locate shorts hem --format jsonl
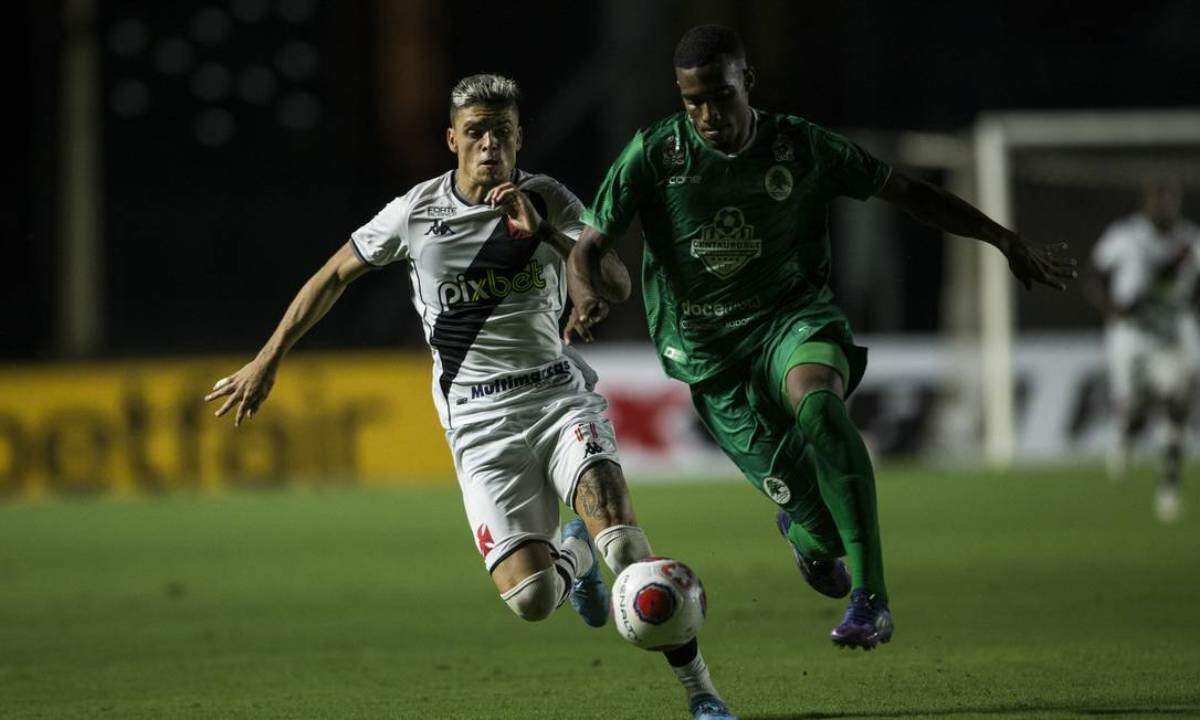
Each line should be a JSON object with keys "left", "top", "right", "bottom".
{"left": 483, "top": 532, "right": 555, "bottom": 573}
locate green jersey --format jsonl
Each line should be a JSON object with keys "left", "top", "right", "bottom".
{"left": 582, "top": 110, "right": 890, "bottom": 385}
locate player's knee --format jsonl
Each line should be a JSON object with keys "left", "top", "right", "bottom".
{"left": 500, "top": 567, "right": 562, "bottom": 622}
{"left": 594, "top": 524, "right": 652, "bottom": 576}
{"left": 796, "top": 390, "right": 850, "bottom": 464}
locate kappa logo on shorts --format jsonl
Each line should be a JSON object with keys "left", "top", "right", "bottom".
{"left": 575, "top": 422, "right": 606, "bottom": 457}
{"left": 763, "top": 477, "right": 792, "bottom": 505}
{"left": 475, "top": 524, "right": 495, "bottom": 556}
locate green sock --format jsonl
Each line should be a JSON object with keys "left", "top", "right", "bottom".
{"left": 781, "top": 450, "right": 846, "bottom": 561}
{"left": 795, "top": 389, "right": 888, "bottom": 603}
{"left": 785, "top": 504, "right": 846, "bottom": 562}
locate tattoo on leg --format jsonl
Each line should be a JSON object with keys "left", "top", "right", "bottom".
{"left": 574, "top": 463, "right": 632, "bottom": 523}
{"left": 576, "top": 474, "right": 604, "bottom": 518}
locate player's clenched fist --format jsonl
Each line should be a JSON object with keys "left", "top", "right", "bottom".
{"left": 563, "top": 294, "right": 609, "bottom": 345}
{"left": 486, "top": 182, "right": 542, "bottom": 238}
{"left": 204, "top": 358, "right": 278, "bottom": 427}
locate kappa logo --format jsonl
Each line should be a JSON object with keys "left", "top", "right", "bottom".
{"left": 575, "top": 422, "right": 606, "bottom": 457}
{"left": 691, "top": 207, "right": 762, "bottom": 279}
{"left": 425, "top": 219, "right": 454, "bottom": 236}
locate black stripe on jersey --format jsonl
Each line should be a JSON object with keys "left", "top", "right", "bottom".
{"left": 430, "top": 214, "right": 543, "bottom": 399}
{"left": 527, "top": 189, "right": 548, "bottom": 221}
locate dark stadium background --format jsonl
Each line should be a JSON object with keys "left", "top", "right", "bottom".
{"left": 10, "top": 0, "right": 1200, "bottom": 361}
{"left": 6, "top": 4, "right": 1200, "bottom": 719}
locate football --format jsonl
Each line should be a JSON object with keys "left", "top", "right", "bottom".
{"left": 611, "top": 557, "right": 707, "bottom": 650}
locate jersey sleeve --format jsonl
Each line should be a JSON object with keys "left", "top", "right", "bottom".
{"left": 810, "top": 125, "right": 891, "bottom": 201}
{"left": 350, "top": 194, "right": 412, "bottom": 267}
{"left": 523, "top": 176, "right": 587, "bottom": 242}
{"left": 581, "top": 130, "right": 653, "bottom": 237}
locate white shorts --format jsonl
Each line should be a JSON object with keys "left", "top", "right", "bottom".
{"left": 1106, "top": 315, "right": 1200, "bottom": 407}
{"left": 447, "top": 389, "right": 620, "bottom": 572}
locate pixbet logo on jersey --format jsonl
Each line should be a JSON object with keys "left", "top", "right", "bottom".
{"left": 437, "top": 260, "right": 547, "bottom": 310}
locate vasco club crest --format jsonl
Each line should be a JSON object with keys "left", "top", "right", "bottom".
{"left": 691, "top": 207, "right": 762, "bottom": 279}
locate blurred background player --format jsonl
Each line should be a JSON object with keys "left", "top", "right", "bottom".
{"left": 1088, "top": 177, "right": 1200, "bottom": 522}
{"left": 203, "top": 74, "right": 735, "bottom": 720}
{"left": 566, "top": 25, "right": 1076, "bottom": 651}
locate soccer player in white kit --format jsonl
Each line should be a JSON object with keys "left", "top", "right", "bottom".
{"left": 1090, "top": 178, "right": 1200, "bottom": 522}
{"left": 204, "top": 75, "right": 736, "bottom": 720}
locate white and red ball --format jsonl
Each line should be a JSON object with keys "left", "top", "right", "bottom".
{"left": 612, "top": 557, "right": 706, "bottom": 650}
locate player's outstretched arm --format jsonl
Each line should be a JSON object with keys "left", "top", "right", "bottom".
{"left": 204, "top": 241, "right": 372, "bottom": 426}
{"left": 564, "top": 226, "right": 626, "bottom": 344}
{"left": 876, "top": 170, "right": 1078, "bottom": 291}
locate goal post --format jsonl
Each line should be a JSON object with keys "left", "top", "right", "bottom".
{"left": 972, "top": 109, "right": 1200, "bottom": 466}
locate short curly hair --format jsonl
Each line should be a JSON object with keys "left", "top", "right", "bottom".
{"left": 673, "top": 25, "right": 746, "bottom": 69}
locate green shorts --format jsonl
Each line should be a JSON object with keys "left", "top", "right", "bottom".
{"left": 689, "top": 304, "right": 867, "bottom": 514}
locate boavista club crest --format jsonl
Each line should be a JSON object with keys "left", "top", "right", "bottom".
{"left": 690, "top": 207, "right": 762, "bottom": 279}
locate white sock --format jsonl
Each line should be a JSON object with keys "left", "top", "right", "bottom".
{"left": 671, "top": 650, "right": 719, "bottom": 700}
{"left": 558, "top": 536, "right": 594, "bottom": 579}
{"left": 594, "top": 524, "right": 652, "bottom": 575}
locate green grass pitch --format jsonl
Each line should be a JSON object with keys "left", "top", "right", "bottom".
{"left": 2, "top": 466, "right": 1198, "bottom": 719}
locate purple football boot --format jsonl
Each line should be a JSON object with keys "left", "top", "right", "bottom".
{"left": 831, "top": 588, "right": 893, "bottom": 650}
{"left": 775, "top": 511, "right": 851, "bottom": 599}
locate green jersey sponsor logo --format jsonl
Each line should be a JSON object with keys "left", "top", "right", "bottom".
{"left": 690, "top": 207, "right": 762, "bottom": 279}
{"left": 679, "top": 295, "right": 763, "bottom": 330}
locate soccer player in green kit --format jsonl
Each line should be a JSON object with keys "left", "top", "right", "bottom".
{"left": 565, "top": 25, "right": 1077, "bottom": 650}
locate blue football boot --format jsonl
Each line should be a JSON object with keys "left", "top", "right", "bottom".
{"left": 831, "top": 588, "right": 894, "bottom": 650}
{"left": 689, "top": 693, "right": 738, "bottom": 720}
{"left": 776, "top": 511, "right": 851, "bottom": 599}
{"left": 560, "top": 517, "right": 609, "bottom": 627}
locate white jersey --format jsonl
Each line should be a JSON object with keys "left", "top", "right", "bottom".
{"left": 1093, "top": 213, "right": 1200, "bottom": 339}
{"left": 351, "top": 169, "right": 591, "bottom": 429}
